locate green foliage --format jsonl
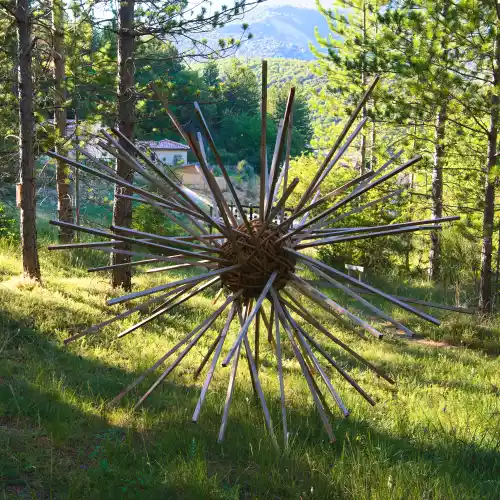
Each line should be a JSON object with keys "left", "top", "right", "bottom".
{"left": 132, "top": 203, "right": 186, "bottom": 238}
{"left": 0, "top": 204, "right": 16, "bottom": 241}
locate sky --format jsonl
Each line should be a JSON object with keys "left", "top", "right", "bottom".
{"left": 196, "top": 0, "right": 315, "bottom": 10}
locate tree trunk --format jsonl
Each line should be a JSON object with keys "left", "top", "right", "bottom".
{"left": 359, "top": 0, "right": 367, "bottom": 175}
{"left": 111, "top": 0, "right": 135, "bottom": 291}
{"left": 370, "top": 116, "right": 376, "bottom": 169}
{"left": 479, "top": 30, "right": 500, "bottom": 314}
{"left": 16, "top": 0, "right": 40, "bottom": 282}
{"left": 428, "top": 102, "right": 447, "bottom": 281}
{"left": 53, "top": 0, "right": 73, "bottom": 242}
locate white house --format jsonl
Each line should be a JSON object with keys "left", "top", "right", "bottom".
{"left": 140, "top": 138, "right": 190, "bottom": 166}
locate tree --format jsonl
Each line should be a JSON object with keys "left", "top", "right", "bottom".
{"left": 14, "top": 0, "right": 41, "bottom": 281}
{"left": 109, "top": 0, "right": 136, "bottom": 290}
{"left": 378, "top": 1, "right": 458, "bottom": 281}
{"left": 314, "top": 0, "right": 383, "bottom": 173}
{"left": 221, "top": 58, "right": 260, "bottom": 115}
{"left": 269, "top": 83, "right": 312, "bottom": 156}
{"left": 52, "top": 0, "right": 74, "bottom": 242}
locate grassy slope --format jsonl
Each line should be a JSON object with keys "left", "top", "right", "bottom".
{"left": 1, "top": 244, "right": 499, "bottom": 499}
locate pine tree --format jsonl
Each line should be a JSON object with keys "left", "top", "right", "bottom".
{"left": 313, "top": 0, "right": 383, "bottom": 173}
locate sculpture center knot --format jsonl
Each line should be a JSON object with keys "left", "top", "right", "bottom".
{"left": 220, "top": 220, "right": 296, "bottom": 298}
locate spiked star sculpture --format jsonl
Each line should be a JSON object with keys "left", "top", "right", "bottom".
{"left": 47, "top": 65, "right": 460, "bottom": 449}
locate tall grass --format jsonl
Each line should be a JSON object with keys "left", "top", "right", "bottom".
{"left": 1, "top": 243, "right": 499, "bottom": 498}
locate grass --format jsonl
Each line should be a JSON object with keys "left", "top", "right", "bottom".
{"left": 1, "top": 242, "right": 499, "bottom": 499}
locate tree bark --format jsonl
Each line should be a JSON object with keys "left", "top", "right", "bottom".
{"left": 111, "top": 0, "right": 135, "bottom": 291}
{"left": 359, "top": 0, "right": 367, "bottom": 175}
{"left": 16, "top": 0, "right": 40, "bottom": 281}
{"left": 479, "top": 30, "right": 500, "bottom": 314}
{"left": 53, "top": 0, "right": 73, "bottom": 242}
{"left": 428, "top": 102, "right": 447, "bottom": 281}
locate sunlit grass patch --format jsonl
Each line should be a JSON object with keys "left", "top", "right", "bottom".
{"left": 1, "top": 245, "right": 499, "bottom": 499}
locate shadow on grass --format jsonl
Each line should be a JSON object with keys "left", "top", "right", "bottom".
{"left": 1, "top": 306, "right": 499, "bottom": 499}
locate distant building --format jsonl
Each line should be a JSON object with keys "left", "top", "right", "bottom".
{"left": 140, "top": 138, "right": 190, "bottom": 166}
{"left": 173, "top": 163, "right": 228, "bottom": 192}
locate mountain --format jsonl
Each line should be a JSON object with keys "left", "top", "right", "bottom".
{"left": 216, "top": 6, "right": 330, "bottom": 60}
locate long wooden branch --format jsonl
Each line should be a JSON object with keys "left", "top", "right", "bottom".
{"left": 106, "top": 265, "right": 240, "bottom": 306}
{"left": 288, "top": 249, "right": 440, "bottom": 326}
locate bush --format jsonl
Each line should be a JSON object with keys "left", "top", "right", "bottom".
{"left": 0, "top": 203, "right": 16, "bottom": 241}
{"left": 132, "top": 203, "right": 187, "bottom": 237}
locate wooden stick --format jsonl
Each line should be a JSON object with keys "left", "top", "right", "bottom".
{"left": 222, "top": 271, "right": 278, "bottom": 366}
{"left": 314, "top": 117, "right": 370, "bottom": 190}
{"left": 100, "top": 135, "right": 224, "bottom": 241}
{"left": 290, "top": 274, "right": 383, "bottom": 339}
{"left": 134, "top": 292, "right": 242, "bottom": 410}
{"left": 88, "top": 258, "right": 161, "bottom": 272}
{"left": 260, "top": 59, "right": 268, "bottom": 222}
{"left": 194, "top": 102, "right": 256, "bottom": 235}
{"left": 255, "top": 306, "right": 261, "bottom": 371}
{"left": 296, "top": 224, "right": 442, "bottom": 249}
{"left": 301, "top": 216, "right": 460, "bottom": 240}
{"left": 88, "top": 251, "right": 207, "bottom": 272}
{"left": 109, "top": 127, "right": 215, "bottom": 240}
{"left": 146, "top": 261, "right": 215, "bottom": 273}
{"left": 192, "top": 302, "right": 238, "bottom": 420}
{"left": 320, "top": 189, "right": 404, "bottom": 228}
{"left": 107, "top": 264, "right": 240, "bottom": 306}
{"left": 283, "top": 155, "right": 422, "bottom": 241}
{"left": 148, "top": 89, "right": 233, "bottom": 237}
{"left": 266, "top": 303, "right": 276, "bottom": 349}
{"left": 288, "top": 250, "right": 440, "bottom": 326}
{"left": 273, "top": 171, "right": 374, "bottom": 238}
{"left": 49, "top": 220, "right": 230, "bottom": 265}
{"left": 197, "top": 130, "right": 219, "bottom": 218}
{"left": 344, "top": 289, "right": 476, "bottom": 314}
{"left": 64, "top": 283, "right": 194, "bottom": 344}
{"left": 298, "top": 189, "right": 321, "bottom": 227}
{"left": 109, "top": 292, "right": 240, "bottom": 407}
{"left": 116, "top": 277, "right": 223, "bottom": 338}
{"left": 352, "top": 150, "right": 403, "bottom": 194}
{"left": 282, "top": 308, "right": 376, "bottom": 406}
{"left": 218, "top": 337, "right": 242, "bottom": 443}
{"left": 281, "top": 107, "right": 293, "bottom": 221}
{"left": 243, "top": 333, "right": 279, "bottom": 450}
{"left": 304, "top": 262, "right": 415, "bottom": 337}
{"left": 293, "top": 75, "right": 380, "bottom": 215}
{"left": 267, "top": 118, "right": 284, "bottom": 202}
{"left": 263, "top": 177, "right": 299, "bottom": 231}
{"left": 281, "top": 291, "right": 395, "bottom": 384}
{"left": 45, "top": 151, "right": 186, "bottom": 214}
{"left": 116, "top": 193, "right": 212, "bottom": 222}
{"left": 283, "top": 306, "right": 349, "bottom": 417}
{"left": 238, "top": 299, "right": 258, "bottom": 400}
{"left": 269, "top": 289, "right": 288, "bottom": 447}
{"left": 111, "top": 225, "right": 225, "bottom": 254}
{"left": 186, "top": 132, "right": 237, "bottom": 227}
{"left": 266, "top": 87, "right": 295, "bottom": 218}
{"left": 274, "top": 297, "right": 335, "bottom": 443}
{"left": 48, "top": 240, "right": 121, "bottom": 250}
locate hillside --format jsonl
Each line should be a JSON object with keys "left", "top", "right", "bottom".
{"left": 216, "top": 57, "right": 325, "bottom": 90}
{"left": 208, "top": 6, "right": 331, "bottom": 60}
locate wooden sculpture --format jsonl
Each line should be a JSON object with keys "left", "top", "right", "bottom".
{"left": 47, "top": 64, "right": 460, "bottom": 448}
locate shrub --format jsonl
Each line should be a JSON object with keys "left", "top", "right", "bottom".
{"left": 0, "top": 203, "right": 16, "bottom": 241}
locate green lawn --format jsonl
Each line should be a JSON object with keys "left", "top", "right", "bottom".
{"left": 1, "top": 243, "right": 499, "bottom": 499}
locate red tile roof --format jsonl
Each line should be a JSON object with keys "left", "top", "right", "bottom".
{"left": 140, "top": 139, "right": 190, "bottom": 151}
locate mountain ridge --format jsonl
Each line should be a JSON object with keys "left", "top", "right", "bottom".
{"left": 214, "top": 5, "right": 330, "bottom": 60}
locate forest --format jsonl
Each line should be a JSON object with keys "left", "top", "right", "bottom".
{"left": 0, "top": 1, "right": 499, "bottom": 499}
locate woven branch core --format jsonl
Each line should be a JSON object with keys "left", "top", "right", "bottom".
{"left": 220, "top": 221, "right": 296, "bottom": 298}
